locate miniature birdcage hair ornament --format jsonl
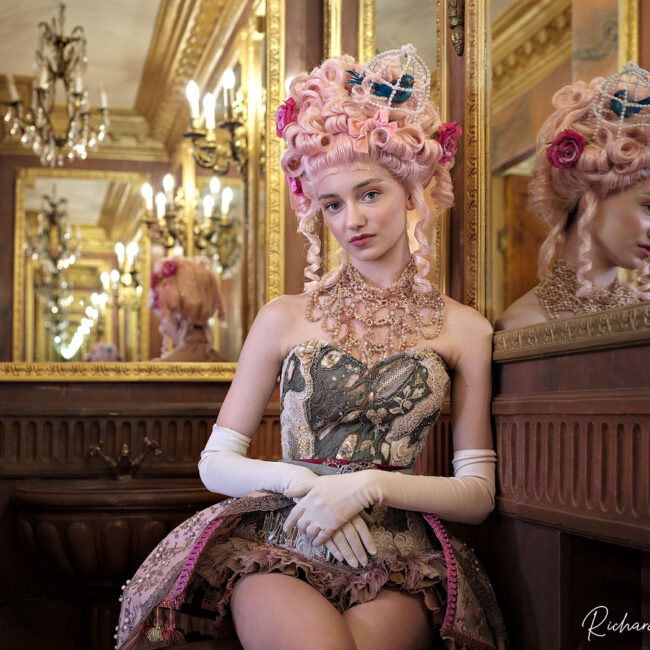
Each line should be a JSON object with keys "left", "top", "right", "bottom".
{"left": 591, "top": 62, "right": 650, "bottom": 143}
{"left": 347, "top": 43, "right": 431, "bottom": 122}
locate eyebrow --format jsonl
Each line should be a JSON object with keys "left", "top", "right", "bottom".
{"left": 318, "top": 177, "right": 385, "bottom": 200}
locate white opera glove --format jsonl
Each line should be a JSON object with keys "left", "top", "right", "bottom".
{"left": 323, "top": 514, "right": 377, "bottom": 568}
{"left": 198, "top": 424, "right": 318, "bottom": 497}
{"left": 284, "top": 448, "right": 497, "bottom": 547}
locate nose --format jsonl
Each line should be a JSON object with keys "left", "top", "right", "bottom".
{"left": 345, "top": 202, "right": 366, "bottom": 230}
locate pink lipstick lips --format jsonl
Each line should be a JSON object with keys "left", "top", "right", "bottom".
{"left": 350, "top": 234, "right": 375, "bottom": 247}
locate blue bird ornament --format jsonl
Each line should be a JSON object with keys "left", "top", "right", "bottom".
{"left": 610, "top": 89, "right": 650, "bottom": 118}
{"left": 346, "top": 71, "right": 415, "bottom": 104}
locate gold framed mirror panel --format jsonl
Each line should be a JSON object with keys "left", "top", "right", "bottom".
{"left": 13, "top": 167, "right": 151, "bottom": 364}
{"left": 487, "top": 0, "right": 646, "bottom": 360}
{"left": 1, "top": 0, "right": 284, "bottom": 381}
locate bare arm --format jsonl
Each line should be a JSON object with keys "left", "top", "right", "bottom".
{"left": 216, "top": 297, "right": 292, "bottom": 436}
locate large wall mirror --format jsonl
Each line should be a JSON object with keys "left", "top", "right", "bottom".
{"left": 489, "top": 0, "right": 645, "bottom": 332}
{"left": 14, "top": 168, "right": 150, "bottom": 363}
{"left": 2, "top": 0, "right": 278, "bottom": 379}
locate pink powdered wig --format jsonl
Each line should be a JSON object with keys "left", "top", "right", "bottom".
{"left": 149, "top": 256, "right": 225, "bottom": 345}
{"left": 279, "top": 54, "right": 455, "bottom": 293}
{"left": 530, "top": 73, "right": 650, "bottom": 298}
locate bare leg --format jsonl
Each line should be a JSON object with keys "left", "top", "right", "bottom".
{"left": 230, "top": 573, "right": 357, "bottom": 650}
{"left": 344, "top": 589, "right": 436, "bottom": 650}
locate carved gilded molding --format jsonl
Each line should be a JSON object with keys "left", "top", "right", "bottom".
{"left": 358, "top": 0, "right": 375, "bottom": 63}
{"left": 493, "top": 302, "right": 650, "bottom": 362}
{"left": 0, "top": 362, "right": 238, "bottom": 382}
{"left": 492, "top": 0, "right": 571, "bottom": 113}
{"left": 463, "top": 0, "right": 490, "bottom": 312}
{"left": 324, "top": 0, "right": 343, "bottom": 59}
{"left": 265, "top": 0, "right": 286, "bottom": 301}
{"left": 618, "top": 0, "right": 639, "bottom": 67}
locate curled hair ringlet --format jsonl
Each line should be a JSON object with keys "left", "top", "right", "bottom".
{"left": 279, "top": 52, "right": 455, "bottom": 293}
{"left": 529, "top": 69, "right": 650, "bottom": 298}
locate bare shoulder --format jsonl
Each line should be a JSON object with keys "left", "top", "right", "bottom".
{"left": 494, "top": 288, "right": 547, "bottom": 331}
{"left": 443, "top": 295, "right": 493, "bottom": 341}
{"left": 246, "top": 293, "right": 310, "bottom": 357}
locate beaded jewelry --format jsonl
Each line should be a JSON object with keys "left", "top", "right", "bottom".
{"left": 535, "top": 259, "right": 640, "bottom": 320}
{"left": 590, "top": 62, "right": 650, "bottom": 141}
{"left": 347, "top": 43, "right": 431, "bottom": 123}
{"left": 306, "top": 258, "right": 444, "bottom": 366}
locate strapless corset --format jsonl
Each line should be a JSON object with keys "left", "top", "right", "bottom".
{"left": 280, "top": 339, "right": 449, "bottom": 468}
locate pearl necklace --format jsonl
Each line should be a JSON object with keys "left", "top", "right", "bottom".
{"left": 535, "top": 259, "right": 640, "bottom": 320}
{"left": 306, "top": 258, "right": 444, "bottom": 366}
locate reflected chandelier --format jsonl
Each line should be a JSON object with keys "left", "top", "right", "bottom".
{"left": 3, "top": 4, "right": 109, "bottom": 166}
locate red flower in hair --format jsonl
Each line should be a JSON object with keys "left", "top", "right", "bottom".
{"left": 150, "top": 271, "right": 159, "bottom": 289}
{"left": 433, "top": 122, "right": 462, "bottom": 163}
{"left": 275, "top": 97, "right": 298, "bottom": 138}
{"left": 288, "top": 176, "right": 303, "bottom": 196}
{"left": 161, "top": 259, "right": 178, "bottom": 278}
{"left": 546, "top": 129, "right": 585, "bottom": 169}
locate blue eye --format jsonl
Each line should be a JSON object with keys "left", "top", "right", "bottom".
{"left": 364, "top": 190, "right": 379, "bottom": 201}
{"left": 324, "top": 202, "right": 341, "bottom": 213}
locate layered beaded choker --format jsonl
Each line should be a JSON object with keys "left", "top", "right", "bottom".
{"left": 535, "top": 259, "right": 640, "bottom": 320}
{"left": 306, "top": 258, "right": 444, "bottom": 366}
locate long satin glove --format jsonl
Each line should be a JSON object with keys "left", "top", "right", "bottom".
{"left": 284, "top": 449, "right": 497, "bottom": 547}
{"left": 323, "top": 514, "right": 377, "bottom": 568}
{"left": 198, "top": 425, "right": 318, "bottom": 497}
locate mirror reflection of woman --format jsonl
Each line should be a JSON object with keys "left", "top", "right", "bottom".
{"left": 149, "top": 256, "right": 225, "bottom": 362}
{"left": 496, "top": 63, "right": 650, "bottom": 331}
{"left": 117, "top": 46, "right": 507, "bottom": 650}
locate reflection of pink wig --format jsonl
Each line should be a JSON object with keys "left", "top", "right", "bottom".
{"left": 530, "top": 76, "right": 650, "bottom": 297}
{"left": 280, "top": 54, "right": 454, "bottom": 293}
{"left": 150, "top": 256, "right": 224, "bottom": 328}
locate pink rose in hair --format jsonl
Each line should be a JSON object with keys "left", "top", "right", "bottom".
{"left": 546, "top": 129, "right": 585, "bottom": 169}
{"left": 275, "top": 97, "right": 298, "bottom": 138}
{"left": 434, "top": 122, "right": 462, "bottom": 163}
{"left": 161, "top": 259, "right": 178, "bottom": 278}
{"left": 150, "top": 272, "right": 159, "bottom": 289}
{"left": 288, "top": 176, "right": 303, "bottom": 196}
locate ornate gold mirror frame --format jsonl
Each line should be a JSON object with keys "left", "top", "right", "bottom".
{"left": 2, "top": 0, "right": 284, "bottom": 382}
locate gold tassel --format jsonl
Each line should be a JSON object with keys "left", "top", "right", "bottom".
{"left": 146, "top": 607, "right": 163, "bottom": 643}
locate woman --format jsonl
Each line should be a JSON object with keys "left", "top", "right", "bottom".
{"left": 117, "top": 45, "right": 506, "bottom": 650}
{"left": 496, "top": 62, "right": 650, "bottom": 330}
{"left": 149, "top": 255, "right": 225, "bottom": 362}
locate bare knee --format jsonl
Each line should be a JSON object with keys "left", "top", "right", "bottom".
{"left": 231, "top": 574, "right": 357, "bottom": 650}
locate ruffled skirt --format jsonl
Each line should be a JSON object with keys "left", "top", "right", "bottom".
{"left": 117, "top": 492, "right": 507, "bottom": 650}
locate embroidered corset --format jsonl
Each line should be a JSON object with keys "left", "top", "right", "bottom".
{"left": 280, "top": 339, "right": 449, "bottom": 468}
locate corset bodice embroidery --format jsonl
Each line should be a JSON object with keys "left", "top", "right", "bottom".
{"left": 280, "top": 339, "right": 449, "bottom": 467}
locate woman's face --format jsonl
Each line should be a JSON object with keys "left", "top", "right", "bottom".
{"left": 591, "top": 177, "right": 650, "bottom": 270}
{"left": 315, "top": 161, "right": 414, "bottom": 264}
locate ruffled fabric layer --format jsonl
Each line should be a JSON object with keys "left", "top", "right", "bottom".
{"left": 131, "top": 507, "right": 449, "bottom": 647}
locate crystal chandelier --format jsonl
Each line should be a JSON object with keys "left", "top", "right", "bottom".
{"left": 183, "top": 69, "right": 248, "bottom": 175}
{"left": 3, "top": 4, "right": 109, "bottom": 166}
{"left": 25, "top": 188, "right": 81, "bottom": 277}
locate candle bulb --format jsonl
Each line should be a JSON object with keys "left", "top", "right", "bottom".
{"left": 6, "top": 75, "right": 19, "bottom": 102}
{"left": 99, "top": 84, "right": 107, "bottom": 109}
{"left": 141, "top": 183, "right": 153, "bottom": 212}
{"left": 186, "top": 80, "right": 200, "bottom": 121}
{"left": 155, "top": 192, "right": 166, "bottom": 220}
{"left": 38, "top": 63, "right": 49, "bottom": 89}
{"left": 203, "top": 194, "right": 215, "bottom": 219}
{"left": 221, "top": 186, "right": 233, "bottom": 223}
{"left": 74, "top": 70, "right": 83, "bottom": 94}
{"left": 162, "top": 174, "right": 174, "bottom": 203}
{"left": 203, "top": 93, "right": 216, "bottom": 131}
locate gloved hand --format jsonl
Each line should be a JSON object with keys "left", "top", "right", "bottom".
{"left": 284, "top": 449, "right": 497, "bottom": 547}
{"left": 198, "top": 425, "right": 318, "bottom": 497}
{"left": 323, "top": 514, "right": 377, "bottom": 568}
